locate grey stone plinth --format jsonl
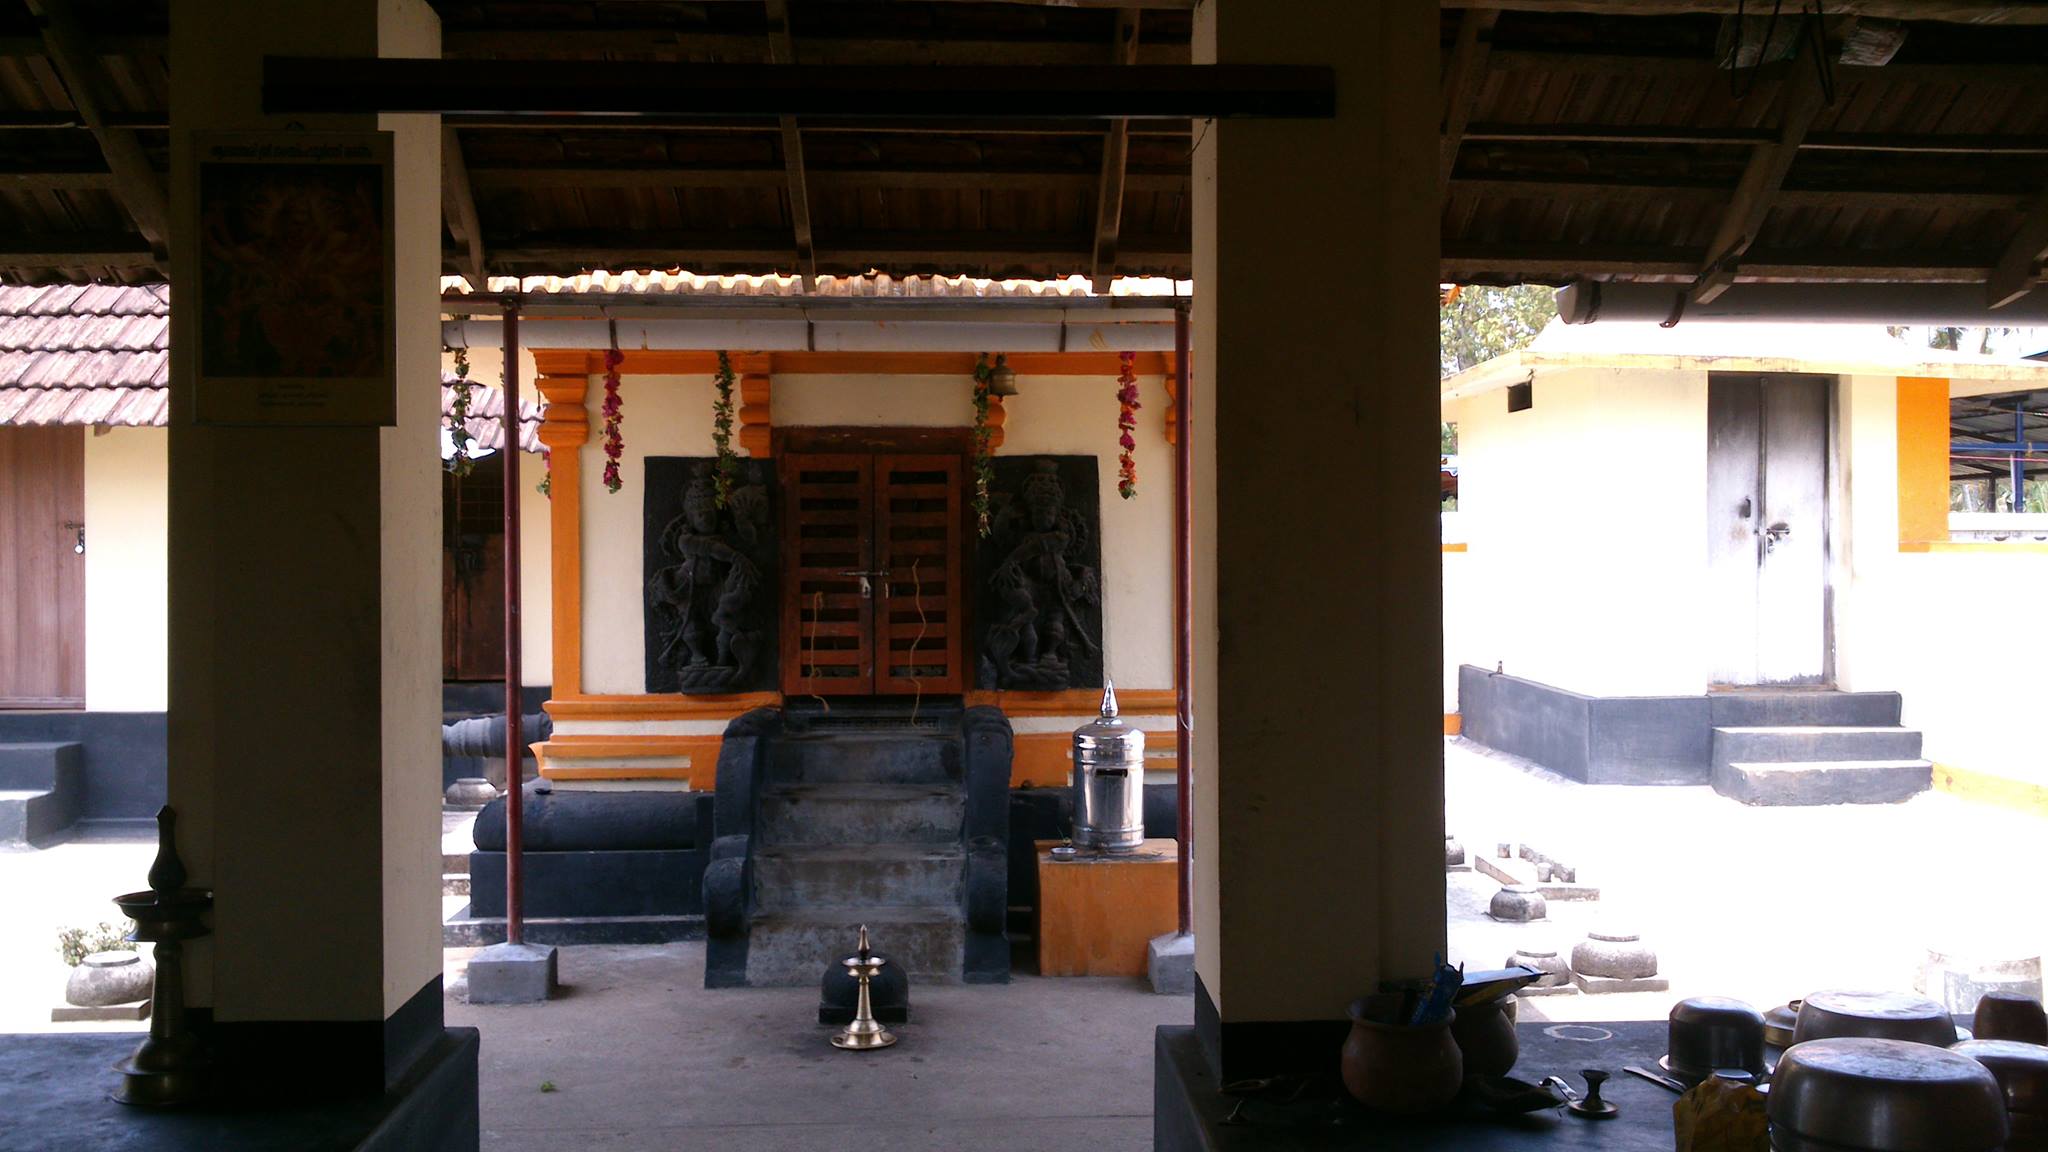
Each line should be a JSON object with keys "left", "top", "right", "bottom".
{"left": 1445, "top": 835, "right": 1466, "bottom": 869}
{"left": 444, "top": 777, "right": 498, "bottom": 809}
{"left": 1573, "top": 973, "right": 1671, "bottom": 994}
{"left": 466, "top": 942, "right": 559, "bottom": 1003}
{"left": 64, "top": 950, "right": 152, "bottom": 1007}
{"left": 51, "top": 1001, "right": 149, "bottom": 1022}
{"left": 1489, "top": 885, "right": 1547, "bottom": 923}
{"left": 1572, "top": 931, "right": 1658, "bottom": 980}
{"left": 1148, "top": 932, "right": 1195, "bottom": 995}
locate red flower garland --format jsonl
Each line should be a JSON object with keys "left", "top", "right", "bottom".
{"left": 600, "top": 347, "right": 624, "bottom": 493}
{"left": 1115, "top": 351, "right": 1140, "bottom": 499}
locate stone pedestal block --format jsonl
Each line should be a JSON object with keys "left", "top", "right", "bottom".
{"left": 466, "top": 942, "right": 558, "bottom": 1004}
{"left": 1490, "top": 885, "right": 1546, "bottom": 923}
{"left": 1148, "top": 932, "right": 1196, "bottom": 996}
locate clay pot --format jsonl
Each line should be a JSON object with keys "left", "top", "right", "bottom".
{"left": 65, "top": 950, "right": 152, "bottom": 1007}
{"left": 1341, "top": 1000, "right": 1464, "bottom": 1114}
{"left": 1451, "top": 997, "right": 1519, "bottom": 1077}
{"left": 1974, "top": 992, "right": 2048, "bottom": 1046}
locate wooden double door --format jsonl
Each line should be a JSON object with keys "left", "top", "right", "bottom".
{"left": 780, "top": 450, "right": 968, "bottom": 696}
{"left": 1, "top": 426, "right": 85, "bottom": 708}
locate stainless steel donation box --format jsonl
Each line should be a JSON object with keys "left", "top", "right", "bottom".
{"left": 1071, "top": 682, "right": 1146, "bottom": 852}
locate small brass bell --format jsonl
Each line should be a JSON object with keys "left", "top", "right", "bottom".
{"left": 987, "top": 355, "right": 1019, "bottom": 397}
{"left": 831, "top": 925, "right": 897, "bottom": 1051}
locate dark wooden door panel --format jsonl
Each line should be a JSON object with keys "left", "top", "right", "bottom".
{"left": 874, "top": 454, "right": 965, "bottom": 694}
{"left": 0, "top": 426, "right": 85, "bottom": 707}
{"left": 781, "top": 453, "right": 875, "bottom": 696}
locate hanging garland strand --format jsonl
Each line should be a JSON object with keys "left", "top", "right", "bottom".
{"left": 712, "top": 351, "right": 738, "bottom": 508}
{"left": 970, "top": 353, "right": 995, "bottom": 537}
{"left": 445, "top": 346, "right": 475, "bottom": 478}
{"left": 599, "top": 343, "right": 625, "bottom": 494}
{"left": 1115, "top": 350, "right": 1140, "bottom": 499}
{"left": 537, "top": 446, "right": 552, "bottom": 499}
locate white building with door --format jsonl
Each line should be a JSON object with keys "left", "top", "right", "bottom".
{"left": 1441, "top": 320, "right": 2048, "bottom": 801}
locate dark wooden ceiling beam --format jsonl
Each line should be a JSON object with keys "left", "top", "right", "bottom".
{"left": 1486, "top": 49, "right": 2045, "bottom": 88}
{"left": 1442, "top": 242, "right": 2007, "bottom": 283}
{"left": 0, "top": 232, "right": 154, "bottom": 268}
{"left": 0, "top": 33, "right": 164, "bottom": 57}
{"left": 440, "top": 125, "right": 487, "bottom": 291}
{"left": 1444, "top": 1, "right": 2048, "bottom": 23}
{"left": 1091, "top": 8, "right": 1141, "bottom": 293}
{"left": 486, "top": 229, "right": 1190, "bottom": 270}
{"left": 0, "top": 169, "right": 117, "bottom": 191}
{"left": 1449, "top": 175, "right": 2032, "bottom": 213}
{"left": 263, "top": 59, "right": 1336, "bottom": 120}
{"left": 1689, "top": 39, "right": 1831, "bottom": 304}
{"left": 1987, "top": 191, "right": 2048, "bottom": 308}
{"left": 1440, "top": 8, "right": 1499, "bottom": 200}
{"left": 442, "top": 30, "right": 1189, "bottom": 66}
{"left": 26, "top": 0, "right": 168, "bottom": 271}
{"left": 763, "top": 0, "right": 816, "bottom": 283}
{"left": 1466, "top": 123, "right": 2048, "bottom": 155}
{"left": 466, "top": 166, "right": 1188, "bottom": 194}
{"left": 445, "top": 114, "right": 1193, "bottom": 136}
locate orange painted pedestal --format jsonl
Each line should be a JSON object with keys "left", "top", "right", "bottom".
{"left": 1034, "top": 838, "right": 1178, "bottom": 977}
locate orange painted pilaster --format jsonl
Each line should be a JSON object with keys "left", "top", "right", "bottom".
{"left": 737, "top": 369, "right": 772, "bottom": 456}
{"left": 536, "top": 373, "right": 588, "bottom": 695}
{"left": 1897, "top": 376, "right": 1950, "bottom": 549}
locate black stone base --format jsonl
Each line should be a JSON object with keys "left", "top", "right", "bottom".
{"left": 442, "top": 906, "right": 703, "bottom": 947}
{"left": 1157, "top": 1017, "right": 1680, "bottom": 1150}
{"left": 468, "top": 848, "right": 707, "bottom": 919}
{"left": 0, "top": 1027, "right": 478, "bottom": 1152}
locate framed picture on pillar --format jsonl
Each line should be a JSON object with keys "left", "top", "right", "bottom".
{"left": 190, "top": 131, "right": 397, "bottom": 426}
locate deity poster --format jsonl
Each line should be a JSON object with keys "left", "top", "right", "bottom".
{"left": 190, "top": 132, "right": 396, "bottom": 426}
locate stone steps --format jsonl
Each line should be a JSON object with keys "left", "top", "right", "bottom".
{"left": 744, "top": 905, "right": 966, "bottom": 986}
{"left": 754, "top": 844, "right": 965, "bottom": 910}
{"left": 767, "top": 733, "right": 959, "bottom": 785}
{"left": 1708, "top": 691, "right": 1902, "bottom": 729}
{"left": 758, "top": 782, "right": 965, "bottom": 847}
{"left": 1711, "top": 725, "right": 1924, "bottom": 770}
{"left": 0, "top": 743, "right": 82, "bottom": 847}
{"left": 1714, "top": 759, "right": 1934, "bottom": 806}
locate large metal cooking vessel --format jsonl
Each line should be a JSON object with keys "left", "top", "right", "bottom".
{"left": 1792, "top": 990, "right": 1958, "bottom": 1048}
{"left": 1769, "top": 1038, "right": 2007, "bottom": 1152}
{"left": 1952, "top": 1039, "right": 2048, "bottom": 1140}
{"left": 1664, "top": 996, "right": 1767, "bottom": 1082}
{"left": 1071, "top": 682, "right": 1145, "bottom": 852}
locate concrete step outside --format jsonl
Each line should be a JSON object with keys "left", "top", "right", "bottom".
{"left": 1708, "top": 692, "right": 1903, "bottom": 729}
{"left": 1713, "top": 759, "right": 1933, "bottom": 806}
{"left": 758, "top": 782, "right": 965, "bottom": 847}
{"left": 0, "top": 742, "right": 81, "bottom": 791}
{"left": 753, "top": 844, "right": 965, "bottom": 910}
{"left": 744, "top": 904, "right": 966, "bottom": 986}
{"left": 1711, "top": 726, "right": 1924, "bottom": 770}
{"left": 767, "top": 733, "right": 960, "bottom": 785}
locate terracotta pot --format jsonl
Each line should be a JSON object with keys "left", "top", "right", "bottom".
{"left": 1341, "top": 1000, "right": 1464, "bottom": 1114}
{"left": 1450, "top": 997, "right": 1519, "bottom": 1077}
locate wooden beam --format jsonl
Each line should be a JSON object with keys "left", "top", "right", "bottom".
{"left": 0, "top": 33, "right": 165, "bottom": 57}
{"left": 445, "top": 113, "right": 1193, "bottom": 137}
{"left": 440, "top": 125, "right": 487, "bottom": 291}
{"left": 1441, "top": 242, "right": 2004, "bottom": 284}
{"left": 1987, "top": 192, "right": 2048, "bottom": 308}
{"left": 466, "top": 165, "right": 1188, "bottom": 194}
{"left": 1486, "top": 49, "right": 2045, "bottom": 89}
{"left": 1444, "top": 1, "right": 2048, "bottom": 23}
{"left": 1465, "top": 122, "right": 2048, "bottom": 155}
{"left": 486, "top": 229, "right": 1190, "bottom": 271}
{"left": 763, "top": 1, "right": 815, "bottom": 282}
{"left": 1439, "top": 8, "right": 1499, "bottom": 197}
{"left": 1091, "top": 9, "right": 1142, "bottom": 293}
{"left": 1449, "top": 174, "right": 2032, "bottom": 213}
{"left": 0, "top": 169, "right": 117, "bottom": 192}
{"left": 442, "top": 29, "right": 1190, "bottom": 66}
{"left": 263, "top": 59, "right": 1337, "bottom": 120}
{"left": 1689, "top": 37, "right": 1831, "bottom": 304}
{"left": 0, "top": 232, "right": 155, "bottom": 268}
{"left": 25, "top": 0, "right": 168, "bottom": 268}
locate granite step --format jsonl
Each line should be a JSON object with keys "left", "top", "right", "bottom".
{"left": 1708, "top": 691, "right": 1902, "bottom": 729}
{"left": 0, "top": 743, "right": 83, "bottom": 847}
{"left": 758, "top": 782, "right": 965, "bottom": 847}
{"left": 0, "top": 742, "right": 80, "bottom": 792}
{"left": 743, "top": 905, "right": 966, "bottom": 986}
{"left": 1710, "top": 726, "right": 1924, "bottom": 770}
{"left": 753, "top": 844, "right": 965, "bottom": 910}
{"left": 1713, "top": 759, "right": 1933, "bottom": 806}
{"left": 767, "top": 732, "right": 959, "bottom": 785}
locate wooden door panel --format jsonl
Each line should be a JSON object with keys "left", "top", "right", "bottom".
{"left": 874, "top": 454, "right": 965, "bottom": 694}
{"left": 781, "top": 453, "right": 875, "bottom": 696}
{"left": 0, "top": 426, "right": 85, "bottom": 707}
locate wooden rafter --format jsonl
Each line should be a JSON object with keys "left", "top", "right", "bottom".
{"left": 1689, "top": 40, "right": 1832, "bottom": 304}
{"left": 25, "top": 0, "right": 167, "bottom": 271}
{"left": 442, "top": 30, "right": 1189, "bottom": 66}
{"left": 1485, "top": 50, "right": 2044, "bottom": 89}
{"left": 764, "top": 1, "right": 815, "bottom": 282}
{"left": 483, "top": 229, "right": 1190, "bottom": 271}
{"left": 1987, "top": 192, "right": 2048, "bottom": 308}
{"left": 440, "top": 125, "right": 487, "bottom": 291}
{"left": 1449, "top": 175, "right": 2032, "bottom": 213}
{"left": 1439, "top": 8, "right": 1499, "bottom": 197}
{"left": 466, "top": 166, "right": 1188, "bottom": 195}
{"left": 0, "top": 232, "right": 153, "bottom": 267}
{"left": 1442, "top": 1, "right": 2048, "bottom": 22}
{"left": 1466, "top": 123, "right": 2048, "bottom": 156}
{"left": 1091, "top": 9, "right": 1141, "bottom": 293}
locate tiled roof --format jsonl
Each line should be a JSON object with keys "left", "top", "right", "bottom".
{"left": 442, "top": 270, "right": 1191, "bottom": 301}
{"left": 0, "top": 283, "right": 539, "bottom": 451}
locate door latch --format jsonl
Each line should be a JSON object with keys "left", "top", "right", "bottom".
{"left": 1762, "top": 522, "right": 1791, "bottom": 553}
{"left": 839, "top": 569, "right": 890, "bottom": 599}
{"left": 1737, "top": 497, "right": 1752, "bottom": 520}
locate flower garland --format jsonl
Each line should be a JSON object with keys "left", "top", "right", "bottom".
{"left": 537, "top": 447, "right": 552, "bottom": 499}
{"left": 712, "top": 351, "right": 738, "bottom": 508}
{"left": 1115, "top": 350, "right": 1140, "bottom": 499}
{"left": 444, "top": 346, "right": 475, "bottom": 478}
{"left": 599, "top": 346, "right": 625, "bottom": 493}
{"left": 970, "top": 353, "right": 995, "bottom": 537}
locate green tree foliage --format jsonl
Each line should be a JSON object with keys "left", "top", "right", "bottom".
{"left": 1440, "top": 285, "right": 1558, "bottom": 378}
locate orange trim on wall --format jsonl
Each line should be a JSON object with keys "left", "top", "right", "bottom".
{"left": 535, "top": 374, "right": 590, "bottom": 695}
{"left": 965, "top": 687, "right": 1176, "bottom": 715}
{"left": 1011, "top": 728, "right": 1178, "bottom": 788}
{"left": 1896, "top": 376, "right": 1950, "bottom": 549}
{"left": 1444, "top": 713, "right": 1462, "bottom": 735}
{"left": 530, "top": 349, "right": 1172, "bottom": 379}
{"left": 1441, "top": 542, "right": 1468, "bottom": 553}
{"left": 533, "top": 734, "right": 720, "bottom": 784}
{"left": 544, "top": 692, "right": 783, "bottom": 721}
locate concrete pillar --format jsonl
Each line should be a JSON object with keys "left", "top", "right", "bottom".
{"left": 1190, "top": 0, "right": 1444, "bottom": 1082}
{"left": 167, "top": 0, "right": 446, "bottom": 1096}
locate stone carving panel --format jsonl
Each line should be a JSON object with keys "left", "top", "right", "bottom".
{"left": 643, "top": 457, "right": 778, "bottom": 693}
{"left": 974, "top": 455, "right": 1104, "bottom": 690}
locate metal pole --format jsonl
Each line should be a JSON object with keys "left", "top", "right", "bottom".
{"left": 1173, "top": 301, "right": 1193, "bottom": 937}
{"left": 2014, "top": 404, "right": 2028, "bottom": 513}
{"left": 501, "top": 296, "right": 525, "bottom": 946}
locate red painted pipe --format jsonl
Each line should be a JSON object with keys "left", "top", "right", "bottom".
{"left": 1173, "top": 302, "right": 1192, "bottom": 937}
{"left": 501, "top": 297, "right": 525, "bottom": 946}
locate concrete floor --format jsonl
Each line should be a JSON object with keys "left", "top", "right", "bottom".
{"left": 5, "top": 736, "right": 2046, "bottom": 1149}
